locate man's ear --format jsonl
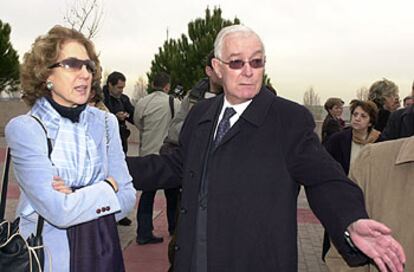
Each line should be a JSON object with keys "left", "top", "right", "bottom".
{"left": 211, "top": 58, "right": 222, "bottom": 79}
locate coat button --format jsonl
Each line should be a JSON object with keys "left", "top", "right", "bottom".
{"left": 174, "top": 245, "right": 180, "bottom": 251}
{"left": 96, "top": 208, "right": 101, "bottom": 214}
{"left": 189, "top": 171, "right": 194, "bottom": 178}
{"left": 180, "top": 208, "right": 187, "bottom": 214}
{"left": 106, "top": 206, "right": 110, "bottom": 211}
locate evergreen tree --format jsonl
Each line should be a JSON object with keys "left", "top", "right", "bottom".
{"left": 147, "top": 7, "right": 240, "bottom": 93}
{"left": 0, "top": 19, "right": 20, "bottom": 94}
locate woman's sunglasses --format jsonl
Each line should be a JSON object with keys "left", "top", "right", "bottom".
{"left": 48, "top": 57, "right": 97, "bottom": 74}
{"left": 217, "top": 57, "right": 265, "bottom": 70}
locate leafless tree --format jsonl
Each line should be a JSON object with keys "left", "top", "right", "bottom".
{"left": 356, "top": 87, "right": 369, "bottom": 101}
{"left": 303, "top": 86, "right": 321, "bottom": 106}
{"left": 64, "top": 0, "right": 104, "bottom": 39}
{"left": 131, "top": 76, "right": 148, "bottom": 105}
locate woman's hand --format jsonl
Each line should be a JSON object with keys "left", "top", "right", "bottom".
{"left": 52, "top": 176, "right": 73, "bottom": 194}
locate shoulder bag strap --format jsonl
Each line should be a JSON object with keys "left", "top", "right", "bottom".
{"left": 169, "top": 96, "right": 175, "bottom": 119}
{"left": 0, "top": 147, "right": 11, "bottom": 220}
{"left": 30, "top": 115, "right": 53, "bottom": 237}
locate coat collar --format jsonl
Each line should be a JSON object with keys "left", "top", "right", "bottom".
{"left": 197, "top": 86, "right": 274, "bottom": 127}
{"left": 395, "top": 136, "right": 414, "bottom": 164}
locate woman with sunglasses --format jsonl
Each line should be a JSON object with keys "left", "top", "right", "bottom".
{"left": 322, "top": 100, "right": 381, "bottom": 271}
{"left": 5, "top": 26, "right": 135, "bottom": 272}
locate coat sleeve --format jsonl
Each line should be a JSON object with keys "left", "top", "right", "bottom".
{"left": 285, "top": 107, "right": 370, "bottom": 266}
{"left": 5, "top": 116, "right": 123, "bottom": 228}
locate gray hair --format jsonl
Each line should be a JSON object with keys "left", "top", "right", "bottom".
{"left": 367, "top": 78, "right": 399, "bottom": 107}
{"left": 214, "top": 24, "right": 265, "bottom": 59}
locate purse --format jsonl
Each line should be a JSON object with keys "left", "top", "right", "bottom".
{"left": 0, "top": 115, "right": 52, "bottom": 271}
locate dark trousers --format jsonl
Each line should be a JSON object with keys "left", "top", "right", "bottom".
{"left": 137, "top": 188, "right": 180, "bottom": 238}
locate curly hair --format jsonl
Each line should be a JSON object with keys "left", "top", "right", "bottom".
{"left": 20, "top": 25, "right": 102, "bottom": 106}
{"left": 367, "top": 78, "right": 398, "bottom": 108}
{"left": 349, "top": 100, "right": 378, "bottom": 131}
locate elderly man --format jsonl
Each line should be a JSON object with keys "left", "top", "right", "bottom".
{"left": 127, "top": 25, "right": 405, "bottom": 272}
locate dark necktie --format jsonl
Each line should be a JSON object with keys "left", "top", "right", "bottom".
{"left": 214, "top": 107, "right": 236, "bottom": 147}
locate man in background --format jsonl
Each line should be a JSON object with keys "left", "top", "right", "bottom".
{"left": 103, "top": 71, "right": 135, "bottom": 226}
{"left": 134, "top": 72, "right": 181, "bottom": 244}
{"left": 163, "top": 50, "right": 222, "bottom": 149}
{"left": 104, "top": 71, "right": 135, "bottom": 154}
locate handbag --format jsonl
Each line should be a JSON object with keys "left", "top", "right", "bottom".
{"left": 0, "top": 116, "right": 51, "bottom": 272}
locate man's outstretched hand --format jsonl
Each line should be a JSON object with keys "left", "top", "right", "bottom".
{"left": 348, "top": 219, "right": 406, "bottom": 272}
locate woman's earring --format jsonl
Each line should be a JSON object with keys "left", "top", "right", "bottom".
{"left": 46, "top": 81, "right": 54, "bottom": 91}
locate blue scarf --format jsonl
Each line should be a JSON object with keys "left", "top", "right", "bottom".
{"left": 31, "top": 97, "right": 104, "bottom": 188}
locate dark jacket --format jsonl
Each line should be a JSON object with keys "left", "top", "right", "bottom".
{"left": 127, "top": 88, "right": 369, "bottom": 272}
{"left": 324, "top": 128, "right": 353, "bottom": 175}
{"left": 321, "top": 114, "right": 343, "bottom": 144}
{"left": 380, "top": 105, "right": 414, "bottom": 141}
{"left": 374, "top": 108, "right": 391, "bottom": 132}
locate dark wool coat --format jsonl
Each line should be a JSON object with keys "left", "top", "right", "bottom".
{"left": 324, "top": 128, "right": 353, "bottom": 175}
{"left": 127, "top": 88, "right": 369, "bottom": 272}
{"left": 380, "top": 105, "right": 414, "bottom": 141}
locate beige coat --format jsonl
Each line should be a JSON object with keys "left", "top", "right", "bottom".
{"left": 134, "top": 91, "right": 180, "bottom": 156}
{"left": 326, "top": 136, "right": 414, "bottom": 271}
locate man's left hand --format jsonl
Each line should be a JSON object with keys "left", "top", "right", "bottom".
{"left": 348, "top": 219, "right": 406, "bottom": 272}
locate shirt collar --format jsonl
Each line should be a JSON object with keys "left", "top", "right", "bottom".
{"left": 222, "top": 96, "right": 252, "bottom": 118}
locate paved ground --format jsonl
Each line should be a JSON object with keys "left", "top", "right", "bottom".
{"left": 1, "top": 137, "right": 328, "bottom": 271}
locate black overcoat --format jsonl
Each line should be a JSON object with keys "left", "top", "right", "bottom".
{"left": 128, "top": 88, "right": 369, "bottom": 272}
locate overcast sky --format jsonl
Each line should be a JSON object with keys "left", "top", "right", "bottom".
{"left": 1, "top": 0, "right": 414, "bottom": 104}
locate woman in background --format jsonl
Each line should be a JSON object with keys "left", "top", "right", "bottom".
{"left": 368, "top": 78, "right": 399, "bottom": 132}
{"left": 321, "top": 97, "right": 345, "bottom": 144}
{"left": 322, "top": 100, "right": 380, "bottom": 271}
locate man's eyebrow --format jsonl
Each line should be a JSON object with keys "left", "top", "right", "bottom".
{"left": 227, "top": 50, "right": 264, "bottom": 59}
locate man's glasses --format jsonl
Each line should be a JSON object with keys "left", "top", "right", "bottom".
{"left": 48, "top": 58, "right": 96, "bottom": 74}
{"left": 218, "top": 58, "right": 265, "bottom": 70}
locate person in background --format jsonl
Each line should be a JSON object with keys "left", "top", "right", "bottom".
{"left": 322, "top": 100, "right": 381, "bottom": 271}
{"left": 5, "top": 25, "right": 136, "bottom": 272}
{"left": 103, "top": 71, "right": 135, "bottom": 153}
{"left": 88, "top": 81, "right": 108, "bottom": 111}
{"left": 134, "top": 72, "right": 181, "bottom": 245}
{"left": 368, "top": 78, "right": 399, "bottom": 132}
{"left": 103, "top": 71, "right": 135, "bottom": 226}
{"left": 321, "top": 97, "right": 345, "bottom": 144}
{"left": 127, "top": 25, "right": 405, "bottom": 272}
{"left": 380, "top": 87, "right": 414, "bottom": 141}
{"left": 162, "top": 50, "right": 223, "bottom": 150}
{"left": 347, "top": 136, "right": 414, "bottom": 272}
{"left": 402, "top": 96, "right": 413, "bottom": 108}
